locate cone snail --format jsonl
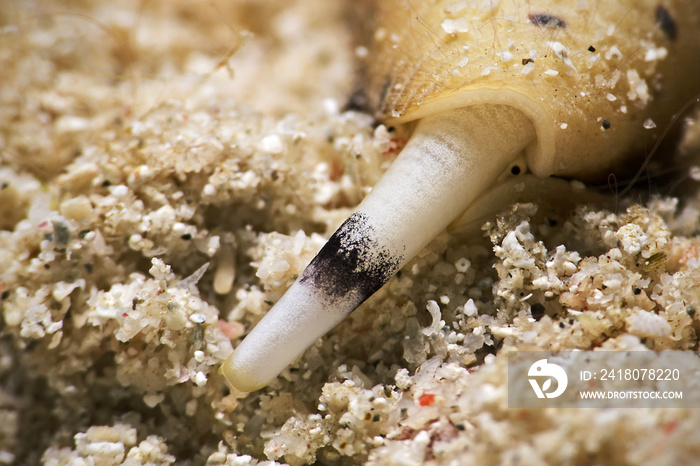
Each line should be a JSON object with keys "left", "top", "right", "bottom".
{"left": 223, "top": 0, "right": 700, "bottom": 392}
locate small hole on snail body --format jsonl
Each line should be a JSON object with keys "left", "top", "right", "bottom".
{"left": 510, "top": 165, "right": 521, "bottom": 175}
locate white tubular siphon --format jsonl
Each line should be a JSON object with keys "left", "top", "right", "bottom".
{"left": 223, "top": 104, "right": 535, "bottom": 392}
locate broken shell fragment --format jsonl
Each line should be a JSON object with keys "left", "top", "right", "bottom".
{"left": 223, "top": 0, "right": 700, "bottom": 392}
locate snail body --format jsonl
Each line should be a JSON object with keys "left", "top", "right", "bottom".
{"left": 223, "top": 0, "right": 700, "bottom": 392}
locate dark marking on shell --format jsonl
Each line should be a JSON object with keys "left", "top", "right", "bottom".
{"left": 522, "top": 58, "right": 534, "bottom": 65}
{"left": 601, "top": 119, "right": 611, "bottom": 130}
{"left": 655, "top": 5, "right": 677, "bottom": 41}
{"left": 588, "top": 45, "right": 596, "bottom": 52}
{"left": 528, "top": 13, "right": 566, "bottom": 29}
{"left": 299, "top": 212, "right": 403, "bottom": 310}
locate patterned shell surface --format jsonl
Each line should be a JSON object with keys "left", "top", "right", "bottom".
{"left": 367, "top": 0, "right": 700, "bottom": 179}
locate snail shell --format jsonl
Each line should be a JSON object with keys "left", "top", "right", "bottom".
{"left": 223, "top": 0, "right": 700, "bottom": 392}
{"left": 368, "top": 0, "right": 700, "bottom": 180}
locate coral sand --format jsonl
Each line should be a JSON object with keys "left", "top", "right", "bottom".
{"left": 1, "top": 1, "right": 700, "bottom": 464}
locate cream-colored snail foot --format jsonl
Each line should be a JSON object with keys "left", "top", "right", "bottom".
{"left": 223, "top": 105, "right": 534, "bottom": 392}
